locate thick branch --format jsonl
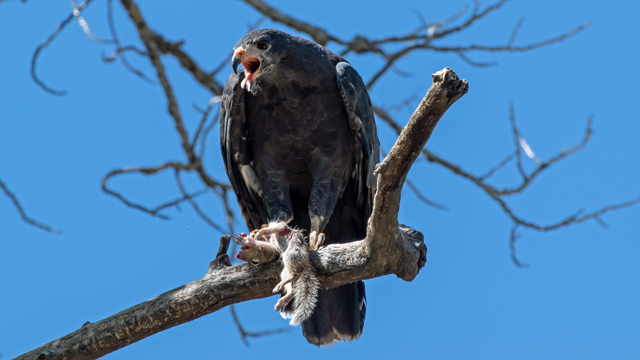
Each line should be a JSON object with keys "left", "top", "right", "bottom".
{"left": 16, "top": 68, "right": 467, "bottom": 360}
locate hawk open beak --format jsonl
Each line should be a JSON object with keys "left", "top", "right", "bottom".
{"left": 232, "top": 47, "right": 261, "bottom": 91}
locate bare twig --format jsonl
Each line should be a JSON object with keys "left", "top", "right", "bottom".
{"left": 457, "top": 51, "right": 498, "bottom": 68}
{"left": 247, "top": 16, "right": 266, "bottom": 32}
{"left": 405, "top": 179, "right": 448, "bottom": 211}
{"left": 478, "top": 152, "right": 516, "bottom": 180}
{"left": 427, "top": 22, "right": 592, "bottom": 53}
{"left": 497, "top": 115, "right": 594, "bottom": 196}
{"left": 209, "top": 53, "right": 233, "bottom": 79}
{"left": 31, "top": 0, "right": 94, "bottom": 95}
{"left": 155, "top": 38, "right": 223, "bottom": 95}
{"left": 198, "top": 116, "right": 218, "bottom": 159}
{"left": 406, "top": 5, "right": 469, "bottom": 39}
{"left": 508, "top": 17, "right": 525, "bottom": 46}
{"left": 0, "top": 177, "right": 61, "bottom": 234}
{"left": 380, "top": 146, "right": 447, "bottom": 211}
{"left": 432, "top": 0, "right": 509, "bottom": 40}
{"left": 101, "top": 45, "right": 147, "bottom": 61}
{"left": 509, "top": 224, "right": 527, "bottom": 267}
{"left": 509, "top": 102, "right": 528, "bottom": 180}
{"left": 151, "top": 189, "right": 208, "bottom": 214}
{"left": 507, "top": 195, "right": 640, "bottom": 266}
{"left": 385, "top": 94, "right": 420, "bottom": 113}
{"left": 104, "top": 0, "right": 152, "bottom": 82}
{"left": 206, "top": 16, "right": 267, "bottom": 84}
{"left": 101, "top": 161, "right": 194, "bottom": 219}
{"left": 367, "top": 49, "right": 411, "bottom": 88}
{"left": 72, "top": 0, "right": 113, "bottom": 44}
{"left": 174, "top": 170, "right": 228, "bottom": 234}
{"left": 102, "top": 161, "right": 232, "bottom": 237}
{"left": 229, "top": 305, "right": 290, "bottom": 347}
{"left": 391, "top": 65, "right": 414, "bottom": 78}
{"left": 241, "top": 0, "right": 342, "bottom": 46}
{"left": 191, "top": 96, "right": 221, "bottom": 150}
{"left": 367, "top": 0, "right": 495, "bottom": 46}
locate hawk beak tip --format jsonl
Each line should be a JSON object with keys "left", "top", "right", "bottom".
{"left": 232, "top": 47, "right": 245, "bottom": 74}
{"left": 232, "top": 55, "right": 241, "bottom": 74}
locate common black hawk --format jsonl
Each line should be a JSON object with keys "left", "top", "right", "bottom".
{"left": 220, "top": 29, "right": 379, "bottom": 345}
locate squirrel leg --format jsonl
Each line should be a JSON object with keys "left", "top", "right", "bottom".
{"left": 274, "top": 269, "right": 296, "bottom": 293}
{"left": 255, "top": 221, "right": 289, "bottom": 239}
{"left": 274, "top": 283, "right": 294, "bottom": 312}
{"left": 233, "top": 233, "right": 278, "bottom": 264}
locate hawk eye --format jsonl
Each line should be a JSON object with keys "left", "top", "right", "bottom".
{"left": 257, "top": 40, "right": 269, "bottom": 50}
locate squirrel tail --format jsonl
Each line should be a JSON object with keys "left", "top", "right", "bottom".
{"left": 289, "top": 268, "right": 319, "bottom": 326}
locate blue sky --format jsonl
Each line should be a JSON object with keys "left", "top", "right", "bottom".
{"left": 1, "top": 0, "right": 639, "bottom": 359}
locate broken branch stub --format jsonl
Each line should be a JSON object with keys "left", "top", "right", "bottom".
{"left": 368, "top": 68, "right": 468, "bottom": 281}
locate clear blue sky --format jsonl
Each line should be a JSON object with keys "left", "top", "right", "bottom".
{"left": 1, "top": 0, "right": 639, "bottom": 359}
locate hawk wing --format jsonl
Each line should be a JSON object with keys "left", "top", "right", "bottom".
{"left": 301, "top": 61, "right": 379, "bottom": 345}
{"left": 219, "top": 72, "right": 269, "bottom": 230}
{"left": 336, "top": 61, "right": 379, "bottom": 216}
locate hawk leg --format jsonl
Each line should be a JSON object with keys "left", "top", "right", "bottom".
{"left": 308, "top": 158, "right": 344, "bottom": 250}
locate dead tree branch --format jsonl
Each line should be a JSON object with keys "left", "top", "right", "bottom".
{"left": 14, "top": 67, "right": 467, "bottom": 360}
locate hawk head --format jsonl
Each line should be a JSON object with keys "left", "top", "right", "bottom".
{"left": 231, "top": 29, "right": 328, "bottom": 92}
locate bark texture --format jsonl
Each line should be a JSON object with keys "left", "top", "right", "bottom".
{"left": 15, "top": 68, "right": 468, "bottom": 360}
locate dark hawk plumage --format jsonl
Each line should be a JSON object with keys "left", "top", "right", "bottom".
{"left": 220, "top": 29, "right": 379, "bottom": 345}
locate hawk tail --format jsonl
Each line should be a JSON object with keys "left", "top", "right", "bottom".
{"left": 301, "top": 281, "right": 366, "bottom": 346}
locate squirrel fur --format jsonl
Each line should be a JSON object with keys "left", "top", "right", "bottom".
{"left": 234, "top": 221, "right": 319, "bottom": 325}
